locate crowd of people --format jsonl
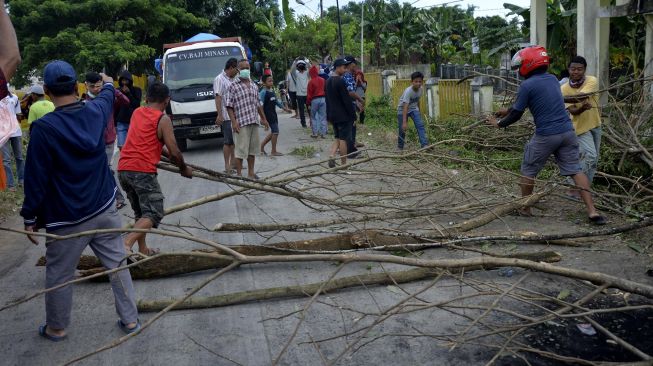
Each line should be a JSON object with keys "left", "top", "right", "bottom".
{"left": 0, "top": 0, "right": 608, "bottom": 343}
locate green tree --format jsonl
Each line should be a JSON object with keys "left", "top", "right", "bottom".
{"left": 9, "top": 0, "right": 208, "bottom": 85}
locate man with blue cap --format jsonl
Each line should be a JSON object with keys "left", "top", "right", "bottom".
{"left": 21, "top": 60, "right": 140, "bottom": 341}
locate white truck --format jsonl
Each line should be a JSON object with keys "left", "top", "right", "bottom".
{"left": 162, "top": 37, "right": 247, "bottom": 151}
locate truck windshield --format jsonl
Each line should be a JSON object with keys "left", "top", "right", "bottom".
{"left": 164, "top": 45, "right": 243, "bottom": 90}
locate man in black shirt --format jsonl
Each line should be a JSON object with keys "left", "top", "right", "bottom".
{"left": 325, "top": 59, "right": 356, "bottom": 168}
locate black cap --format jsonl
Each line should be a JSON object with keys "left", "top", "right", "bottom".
{"left": 333, "top": 58, "right": 347, "bottom": 67}
{"left": 343, "top": 55, "right": 358, "bottom": 65}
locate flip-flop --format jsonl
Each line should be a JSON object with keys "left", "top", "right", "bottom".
{"left": 117, "top": 319, "right": 141, "bottom": 334}
{"left": 39, "top": 325, "right": 67, "bottom": 342}
{"left": 328, "top": 157, "right": 336, "bottom": 168}
{"left": 260, "top": 150, "right": 268, "bottom": 156}
{"left": 271, "top": 152, "right": 284, "bottom": 156}
{"left": 589, "top": 215, "right": 607, "bottom": 225}
{"left": 144, "top": 247, "right": 160, "bottom": 256}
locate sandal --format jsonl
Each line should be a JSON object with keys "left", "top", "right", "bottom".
{"left": 271, "top": 152, "right": 284, "bottom": 156}
{"left": 328, "top": 157, "right": 336, "bottom": 168}
{"left": 143, "top": 247, "right": 160, "bottom": 256}
{"left": 589, "top": 215, "right": 607, "bottom": 225}
{"left": 117, "top": 319, "right": 141, "bottom": 334}
{"left": 39, "top": 325, "right": 67, "bottom": 342}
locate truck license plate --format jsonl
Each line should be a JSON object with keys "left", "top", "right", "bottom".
{"left": 199, "top": 125, "right": 220, "bottom": 135}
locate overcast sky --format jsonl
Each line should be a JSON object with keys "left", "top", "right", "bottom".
{"left": 294, "top": 0, "right": 532, "bottom": 19}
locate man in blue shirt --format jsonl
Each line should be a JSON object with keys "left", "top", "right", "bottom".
{"left": 21, "top": 60, "right": 139, "bottom": 341}
{"left": 486, "top": 46, "right": 606, "bottom": 225}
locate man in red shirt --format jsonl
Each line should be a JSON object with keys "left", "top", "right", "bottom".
{"left": 118, "top": 82, "right": 193, "bottom": 255}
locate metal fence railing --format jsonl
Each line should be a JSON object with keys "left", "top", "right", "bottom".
{"left": 438, "top": 79, "right": 472, "bottom": 117}
{"left": 366, "top": 72, "right": 383, "bottom": 98}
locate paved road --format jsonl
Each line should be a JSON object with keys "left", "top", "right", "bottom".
{"left": 1, "top": 112, "right": 651, "bottom": 365}
{"left": 0, "top": 113, "right": 479, "bottom": 366}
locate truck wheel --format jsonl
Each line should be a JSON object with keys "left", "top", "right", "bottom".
{"left": 176, "top": 138, "right": 188, "bottom": 152}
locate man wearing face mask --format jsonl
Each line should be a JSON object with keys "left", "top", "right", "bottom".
{"left": 118, "top": 82, "right": 193, "bottom": 256}
{"left": 226, "top": 59, "right": 270, "bottom": 179}
{"left": 82, "top": 72, "right": 129, "bottom": 209}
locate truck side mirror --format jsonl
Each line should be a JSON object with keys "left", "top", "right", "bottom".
{"left": 253, "top": 62, "right": 263, "bottom": 76}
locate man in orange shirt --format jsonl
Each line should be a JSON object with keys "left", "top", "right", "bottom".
{"left": 118, "top": 82, "right": 192, "bottom": 256}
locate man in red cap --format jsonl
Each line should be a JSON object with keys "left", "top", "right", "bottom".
{"left": 486, "top": 46, "right": 606, "bottom": 225}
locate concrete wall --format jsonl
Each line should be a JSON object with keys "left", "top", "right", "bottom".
{"left": 367, "top": 64, "right": 431, "bottom": 79}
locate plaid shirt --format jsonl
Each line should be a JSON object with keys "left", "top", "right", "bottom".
{"left": 225, "top": 78, "right": 260, "bottom": 127}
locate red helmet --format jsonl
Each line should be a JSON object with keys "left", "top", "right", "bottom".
{"left": 511, "top": 45, "right": 549, "bottom": 77}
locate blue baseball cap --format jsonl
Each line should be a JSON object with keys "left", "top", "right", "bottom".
{"left": 43, "top": 60, "right": 77, "bottom": 87}
{"left": 333, "top": 58, "right": 347, "bottom": 67}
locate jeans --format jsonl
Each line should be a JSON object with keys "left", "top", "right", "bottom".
{"left": 310, "top": 97, "right": 327, "bottom": 136}
{"left": 397, "top": 111, "right": 428, "bottom": 149}
{"left": 116, "top": 122, "right": 129, "bottom": 147}
{"left": 578, "top": 127, "right": 601, "bottom": 183}
{"left": 296, "top": 95, "right": 307, "bottom": 127}
{"left": 2, "top": 136, "right": 25, "bottom": 187}
{"left": 105, "top": 142, "right": 125, "bottom": 203}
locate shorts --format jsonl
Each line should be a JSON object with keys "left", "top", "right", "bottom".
{"left": 269, "top": 120, "right": 279, "bottom": 134}
{"left": 223, "top": 120, "right": 234, "bottom": 145}
{"left": 234, "top": 124, "right": 260, "bottom": 159}
{"left": 520, "top": 130, "right": 582, "bottom": 177}
{"left": 118, "top": 171, "right": 164, "bottom": 227}
{"left": 332, "top": 121, "right": 353, "bottom": 142}
{"left": 116, "top": 122, "right": 129, "bottom": 147}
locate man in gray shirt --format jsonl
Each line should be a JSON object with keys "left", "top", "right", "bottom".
{"left": 397, "top": 71, "right": 428, "bottom": 150}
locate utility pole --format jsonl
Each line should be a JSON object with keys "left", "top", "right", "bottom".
{"left": 361, "top": 2, "right": 364, "bottom": 71}
{"left": 320, "top": 0, "right": 323, "bottom": 19}
{"left": 336, "top": 0, "right": 344, "bottom": 56}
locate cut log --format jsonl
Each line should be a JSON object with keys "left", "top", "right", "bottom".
{"left": 137, "top": 250, "right": 562, "bottom": 312}
{"left": 36, "top": 231, "right": 429, "bottom": 280}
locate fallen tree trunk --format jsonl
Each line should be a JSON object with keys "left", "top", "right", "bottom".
{"left": 37, "top": 231, "right": 429, "bottom": 279}
{"left": 137, "top": 250, "right": 561, "bottom": 312}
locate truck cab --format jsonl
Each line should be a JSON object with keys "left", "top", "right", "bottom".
{"left": 162, "top": 39, "right": 246, "bottom": 151}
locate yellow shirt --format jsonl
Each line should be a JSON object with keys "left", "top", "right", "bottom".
{"left": 28, "top": 99, "right": 55, "bottom": 124}
{"left": 560, "top": 75, "right": 601, "bottom": 135}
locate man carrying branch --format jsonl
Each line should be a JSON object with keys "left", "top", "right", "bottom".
{"left": 486, "top": 46, "right": 606, "bottom": 225}
{"left": 118, "top": 82, "right": 193, "bottom": 256}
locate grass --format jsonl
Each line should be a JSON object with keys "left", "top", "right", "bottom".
{"left": 362, "top": 96, "right": 554, "bottom": 177}
{"left": 0, "top": 188, "right": 24, "bottom": 222}
{"left": 290, "top": 145, "right": 320, "bottom": 159}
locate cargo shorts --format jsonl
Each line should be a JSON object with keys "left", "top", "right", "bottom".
{"left": 118, "top": 171, "right": 164, "bottom": 227}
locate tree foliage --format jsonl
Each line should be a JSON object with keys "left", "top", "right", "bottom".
{"left": 8, "top": 0, "right": 208, "bottom": 85}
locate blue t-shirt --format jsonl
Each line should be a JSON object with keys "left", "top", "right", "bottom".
{"left": 343, "top": 72, "right": 355, "bottom": 92}
{"left": 513, "top": 72, "right": 573, "bottom": 136}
